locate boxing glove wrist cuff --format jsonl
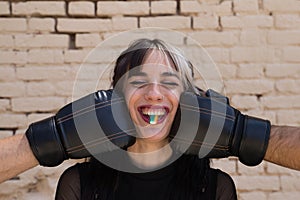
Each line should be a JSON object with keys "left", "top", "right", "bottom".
{"left": 25, "top": 116, "right": 67, "bottom": 167}
{"left": 238, "top": 116, "right": 271, "bottom": 166}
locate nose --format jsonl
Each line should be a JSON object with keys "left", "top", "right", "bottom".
{"left": 144, "top": 83, "right": 164, "bottom": 102}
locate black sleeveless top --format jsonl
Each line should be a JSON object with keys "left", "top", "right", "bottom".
{"left": 55, "top": 155, "right": 237, "bottom": 200}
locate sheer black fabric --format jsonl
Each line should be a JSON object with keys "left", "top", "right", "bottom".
{"left": 55, "top": 156, "right": 237, "bottom": 200}
{"left": 55, "top": 165, "right": 80, "bottom": 200}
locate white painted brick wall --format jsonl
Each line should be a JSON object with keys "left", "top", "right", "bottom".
{"left": 188, "top": 31, "right": 238, "bottom": 46}
{"left": 263, "top": 0, "right": 300, "bottom": 12}
{"left": 111, "top": 17, "right": 138, "bottom": 31}
{"left": 68, "top": 1, "right": 95, "bottom": 16}
{"left": 0, "top": 66, "right": 16, "bottom": 81}
{"left": 0, "top": 82, "right": 26, "bottom": 97}
{"left": 225, "top": 79, "right": 274, "bottom": 94}
{"left": 239, "top": 192, "right": 267, "bottom": 200}
{"left": 140, "top": 16, "right": 190, "bottom": 29}
{"left": 230, "top": 95, "right": 260, "bottom": 109}
{"left": 268, "top": 30, "right": 300, "bottom": 45}
{"left": 14, "top": 34, "right": 69, "bottom": 48}
{"left": 57, "top": 18, "right": 112, "bottom": 33}
{"left": 232, "top": 175, "right": 280, "bottom": 191}
{"left": 28, "top": 18, "right": 56, "bottom": 33}
{"left": 181, "top": 0, "right": 232, "bottom": 16}
{"left": 193, "top": 15, "right": 219, "bottom": 30}
{"left": 64, "top": 50, "right": 90, "bottom": 63}
{"left": 28, "top": 49, "right": 64, "bottom": 64}
{"left": 274, "top": 14, "right": 300, "bottom": 29}
{"left": 97, "top": 1, "right": 149, "bottom": 16}
{"left": 11, "top": 97, "right": 65, "bottom": 112}
{"left": 1, "top": 0, "right": 300, "bottom": 199}
{"left": 0, "top": 114, "right": 27, "bottom": 128}
{"left": 0, "top": 2, "right": 10, "bottom": 15}
{"left": 269, "top": 192, "right": 300, "bottom": 200}
{"left": 16, "top": 66, "right": 72, "bottom": 81}
{"left": 221, "top": 15, "right": 273, "bottom": 29}
{"left": 12, "top": 1, "right": 66, "bottom": 16}
{"left": 0, "top": 99, "right": 10, "bottom": 112}
{"left": 0, "top": 51, "right": 27, "bottom": 64}
{"left": 283, "top": 47, "right": 300, "bottom": 62}
{"left": 0, "top": 35, "right": 14, "bottom": 48}
{"left": 0, "top": 130, "right": 13, "bottom": 139}
{"left": 230, "top": 46, "right": 276, "bottom": 63}
{"left": 151, "top": 1, "right": 177, "bottom": 15}
{"left": 237, "top": 64, "right": 264, "bottom": 78}
{"left": 233, "top": 0, "right": 259, "bottom": 14}
{"left": 0, "top": 18, "right": 27, "bottom": 32}
{"left": 205, "top": 47, "right": 230, "bottom": 63}
{"left": 265, "top": 64, "right": 300, "bottom": 78}
{"left": 240, "top": 30, "right": 266, "bottom": 46}
{"left": 76, "top": 33, "right": 102, "bottom": 48}
{"left": 275, "top": 79, "right": 300, "bottom": 94}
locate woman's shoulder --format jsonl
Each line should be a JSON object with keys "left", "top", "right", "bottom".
{"left": 207, "top": 168, "right": 235, "bottom": 188}
{"left": 59, "top": 163, "right": 81, "bottom": 181}
{"left": 55, "top": 163, "right": 83, "bottom": 200}
{"left": 56, "top": 162, "right": 94, "bottom": 191}
{"left": 60, "top": 162, "right": 91, "bottom": 178}
{"left": 208, "top": 168, "right": 233, "bottom": 182}
{"left": 208, "top": 168, "right": 237, "bottom": 200}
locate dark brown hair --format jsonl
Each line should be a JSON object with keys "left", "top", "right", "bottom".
{"left": 111, "top": 38, "right": 196, "bottom": 93}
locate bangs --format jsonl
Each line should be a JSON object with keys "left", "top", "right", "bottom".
{"left": 112, "top": 39, "right": 197, "bottom": 93}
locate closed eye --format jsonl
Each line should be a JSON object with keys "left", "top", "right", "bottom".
{"left": 161, "top": 81, "right": 179, "bottom": 86}
{"left": 129, "top": 80, "right": 148, "bottom": 87}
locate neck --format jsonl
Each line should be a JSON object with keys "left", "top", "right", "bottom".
{"left": 127, "top": 139, "right": 173, "bottom": 170}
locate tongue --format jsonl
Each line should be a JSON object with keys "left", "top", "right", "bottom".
{"left": 149, "top": 115, "right": 159, "bottom": 124}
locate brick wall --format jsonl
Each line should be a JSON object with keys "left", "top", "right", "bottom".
{"left": 0, "top": 0, "right": 300, "bottom": 199}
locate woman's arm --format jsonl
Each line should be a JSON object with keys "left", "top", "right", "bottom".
{"left": 1, "top": 125, "right": 299, "bottom": 184}
{"left": 264, "top": 125, "right": 300, "bottom": 170}
{"left": 0, "top": 134, "right": 38, "bottom": 183}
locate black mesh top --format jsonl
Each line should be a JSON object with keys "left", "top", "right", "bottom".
{"left": 55, "top": 155, "right": 237, "bottom": 200}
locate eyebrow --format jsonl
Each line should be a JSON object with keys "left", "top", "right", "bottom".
{"left": 128, "top": 71, "right": 180, "bottom": 79}
{"left": 161, "top": 71, "right": 180, "bottom": 79}
{"left": 128, "top": 71, "right": 147, "bottom": 78}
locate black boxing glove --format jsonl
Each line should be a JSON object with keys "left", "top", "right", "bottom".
{"left": 170, "top": 89, "right": 270, "bottom": 166}
{"left": 25, "top": 90, "right": 136, "bottom": 167}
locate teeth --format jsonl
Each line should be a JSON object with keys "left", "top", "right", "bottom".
{"left": 142, "top": 108, "right": 166, "bottom": 116}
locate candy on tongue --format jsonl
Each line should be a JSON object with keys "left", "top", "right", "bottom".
{"left": 149, "top": 115, "right": 159, "bottom": 124}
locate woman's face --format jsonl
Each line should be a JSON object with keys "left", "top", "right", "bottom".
{"left": 123, "top": 50, "right": 184, "bottom": 143}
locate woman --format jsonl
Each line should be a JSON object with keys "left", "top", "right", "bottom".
{"left": 55, "top": 39, "right": 237, "bottom": 200}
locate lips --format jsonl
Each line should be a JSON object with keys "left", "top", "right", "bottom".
{"left": 138, "top": 105, "right": 169, "bottom": 124}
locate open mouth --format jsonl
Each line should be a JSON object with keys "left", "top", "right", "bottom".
{"left": 138, "top": 106, "right": 169, "bottom": 125}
